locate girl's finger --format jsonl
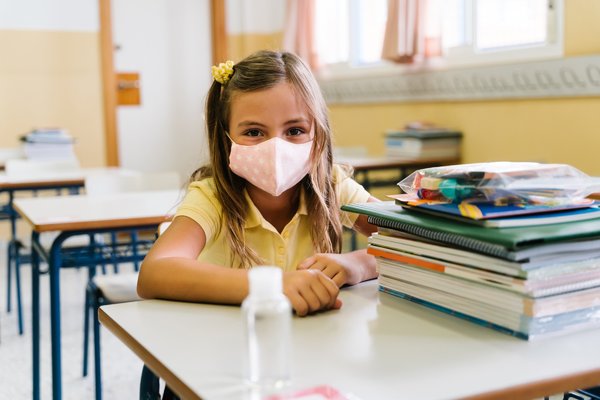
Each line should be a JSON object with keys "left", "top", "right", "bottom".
{"left": 297, "top": 255, "right": 316, "bottom": 270}
{"left": 333, "top": 298, "right": 343, "bottom": 309}
{"left": 298, "top": 285, "right": 321, "bottom": 314}
{"left": 316, "top": 272, "right": 340, "bottom": 308}
{"left": 331, "top": 271, "right": 346, "bottom": 288}
{"left": 287, "top": 291, "right": 309, "bottom": 317}
{"left": 310, "top": 279, "right": 334, "bottom": 308}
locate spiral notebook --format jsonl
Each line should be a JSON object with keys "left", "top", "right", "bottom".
{"left": 341, "top": 201, "right": 600, "bottom": 260}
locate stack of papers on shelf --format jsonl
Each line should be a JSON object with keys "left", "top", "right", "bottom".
{"left": 385, "top": 128, "right": 462, "bottom": 160}
{"left": 342, "top": 201, "right": 600, "bottom": 340}
{"left": 20, "top": 128, "right": 77, "bottom": 160}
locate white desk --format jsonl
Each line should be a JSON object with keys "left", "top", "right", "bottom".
{"left": 1, "top": 169, "right": 94, "bottom": 336}
{"left": 14, "top": 189, "right": 182, "bottom": 400}
{"left": 100, "top": 281, "right": 600, "bottom": 400}
{"left": 1, "top": 167, "right": 148, "bottom": 337}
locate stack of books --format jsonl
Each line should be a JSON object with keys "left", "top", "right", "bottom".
{"left": 20, "top": 128, "right": 76, "bottom": 160}
{"left": 342, "top": 200, "right": 600, "bottom": 340}
{"left": 385, "top": 127, "right": 462, "bottom": 160}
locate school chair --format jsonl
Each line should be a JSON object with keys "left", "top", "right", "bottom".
{"left": 0, "top": 146, "right": 24, "bottom": 167}
{"left": 563, "top": 386, "right": 600, "bottom": 399}
{"left": 85, "top": 221, "right": 172, "bottom": 400}
{"left": 4, "top": 157, "right": 82, "bottom": 334}
{"left": 84, "top": 272, "right": 142, "bottom": 400}
{"left": 82, "top": 172, "right": 179, "bottom": 400}
{"left": 140, "top": 365, "right": 180, "bottom": 400}
{"left": 137, "top": 222, "right": 180, "bottom": 400}
{"left": 83, "top": 170, "right": 181, "bottom": 272}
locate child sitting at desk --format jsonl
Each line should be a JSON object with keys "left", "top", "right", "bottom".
{"left": 137, "top": 50, "right": 378, "bottom": 316}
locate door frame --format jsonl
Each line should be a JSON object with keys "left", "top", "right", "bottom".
{"left": 97, "top": 0, "right": 227, "bottom": 167}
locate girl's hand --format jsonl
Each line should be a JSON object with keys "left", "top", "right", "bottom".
{"left": 283, "top": 270, "right": 342, "bottom": 317}
{"left": 297, "top": 253, "right": 363, "bottom": 287}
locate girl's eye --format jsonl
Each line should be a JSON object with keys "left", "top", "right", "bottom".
{"left": 244, "top": 129, "right": 263, "bottom": 137}
{"left": 288, "top": 128, "right": 304, "bottom": 136}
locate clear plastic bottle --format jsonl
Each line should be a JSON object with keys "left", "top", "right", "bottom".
{"left": 242, "top": 266, "right": 292, "bottom": 389}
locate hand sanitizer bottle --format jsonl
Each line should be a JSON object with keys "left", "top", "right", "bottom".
{"left": 242, "top": 266, "right": 292, "bottom": 389}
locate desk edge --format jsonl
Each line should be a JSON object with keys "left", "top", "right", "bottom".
{"left": 99, "top": 306, "right": 202, "bottom": 400}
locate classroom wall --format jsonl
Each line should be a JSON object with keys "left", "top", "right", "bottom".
{"left": 225, "top": 0, "right": 285, "bottom": 61}
{"left": 0, "top": 0, "right": 106, "bottom": 167}
{"left": 328, "top": 0, "right": 600, "bottom": 176}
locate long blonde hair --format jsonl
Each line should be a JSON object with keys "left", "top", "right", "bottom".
{"left": 193, "top": 50, "right": 343, "bottom": 268}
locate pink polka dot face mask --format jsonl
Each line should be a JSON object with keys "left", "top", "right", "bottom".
{"left": 229, "top": 137, "right": 313, "bottom": 196}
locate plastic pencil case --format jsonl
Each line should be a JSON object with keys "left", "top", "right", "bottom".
{"left": 398, "top": 162, "right": 600, "bottom": 205}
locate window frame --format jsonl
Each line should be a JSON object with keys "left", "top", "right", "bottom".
{"left": 316, "top": 0, "right": 564, "bottom": 82}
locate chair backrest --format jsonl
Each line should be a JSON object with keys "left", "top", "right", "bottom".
{"left": 139, "top": 171, "right": 181, "bottom": 191}
{"left": 84, "top": 171, "right": 144, "bottom": 196}
{"left": 84, "top": 170, "right": 181, "bottom": 196}
{"left": 5, "top": 158, "right": 80, "bottom": 177}
{"left": 0, "top": 147, "right": 24, "bottom": 165}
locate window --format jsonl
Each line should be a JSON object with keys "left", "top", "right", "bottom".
{"left": 315, "top": 0, "right": 563, "bottom": 76}
{"left": 315, "top": 0, "right": 387, "bottom": 67}
{"left": 442, "top": 0, "right": 562, "bottom": 67}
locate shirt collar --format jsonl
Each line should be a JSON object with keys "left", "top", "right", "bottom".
{"left": 244, "top": 187, "right": 308, "bottom": 229}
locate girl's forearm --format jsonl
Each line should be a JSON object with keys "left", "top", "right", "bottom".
{"left": 137, "top": 257, "right": 249, "bottom": 304}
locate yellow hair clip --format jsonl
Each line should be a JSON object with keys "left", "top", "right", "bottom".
{"left": 211, "top": 60, "right": 234, "bottom": 84}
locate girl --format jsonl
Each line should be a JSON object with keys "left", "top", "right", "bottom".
{"left": 138, "top": 50, "right": 378, "bottom": 316}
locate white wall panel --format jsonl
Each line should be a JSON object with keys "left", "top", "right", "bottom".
{"left": 226, "top": 0, "right": 285, "bottom": 34}
{"left": 113, "top": 0, "right": 211, "bottom": 178}
{"left": 0, "top": 0, "right": 98, "bottom": 31}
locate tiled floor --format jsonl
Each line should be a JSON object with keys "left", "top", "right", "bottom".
{"left": 0, "top": 240, "right": 142, "bottom": 399}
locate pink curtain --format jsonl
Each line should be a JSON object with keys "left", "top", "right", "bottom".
{"left": 283, "top": 0, "right": 318, "bottom": 70}
{"left": 381, "top": 0, "right": 441, "bottom": 64}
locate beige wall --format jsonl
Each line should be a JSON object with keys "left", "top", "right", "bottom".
{"left": 227, "top": 32, "right": 283, "bottom": 62}
{"left": 0, "top": 29, "right": 106, "bottom": 167}
{"left": 330, "top": 0, "right": 600, "bottom": 176}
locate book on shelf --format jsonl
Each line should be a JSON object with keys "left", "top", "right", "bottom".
{"left": 384, "top": 128, "right": 462, "bottom": 160}
{"left": 21, "top": 128, "right": 74, "bottom": 144}
{"left": 389, "top": 194, "right": 600, "bottom": 228}
{"left": 20, "top": 128, "right": 76, "bottom": 160}
{"left": 341, "top": 201, "right": 600, "bottom": 259}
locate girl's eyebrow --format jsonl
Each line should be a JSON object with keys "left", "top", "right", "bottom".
{"left": 237, "top": 118, "right": 311, "bottom": 128}
{"left": 237, "top": 121, "right": 267, "bottom": 128}
{"left": 284, "top": 118, "right": 310, "bottom": 125}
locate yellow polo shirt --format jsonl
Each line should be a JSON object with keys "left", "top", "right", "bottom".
{"left": 175, "top": 165, "right": 370, "bottom": 271}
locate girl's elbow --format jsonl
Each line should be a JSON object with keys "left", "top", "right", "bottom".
{"left": 136, "top": 261, "right": 154, "bottom": 299}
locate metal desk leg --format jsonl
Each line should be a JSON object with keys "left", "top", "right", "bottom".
{"left": 6, "top": 190, "right": 15, "bottom": 313}
{"left": 15, "top": 243, "right": 23, "bottom": 334}
{"left": 31, "top": 231, "right": 41, "bottom": 400}
{"left": 49, "top": 235, "right": 68, "bottom": 400}
{"left": 6, "top": 239, "right": 13, "bottom": 312}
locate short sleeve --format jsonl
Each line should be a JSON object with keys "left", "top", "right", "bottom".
{"left": 333, "top": 164, "right": 371, "bottom": 228}
{"left": 174, "top": 178, "right": 222, "bottom": 242}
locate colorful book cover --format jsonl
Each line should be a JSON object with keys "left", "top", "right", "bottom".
{"left": 389, "top": 194, "right": 600, "bottom": 228}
